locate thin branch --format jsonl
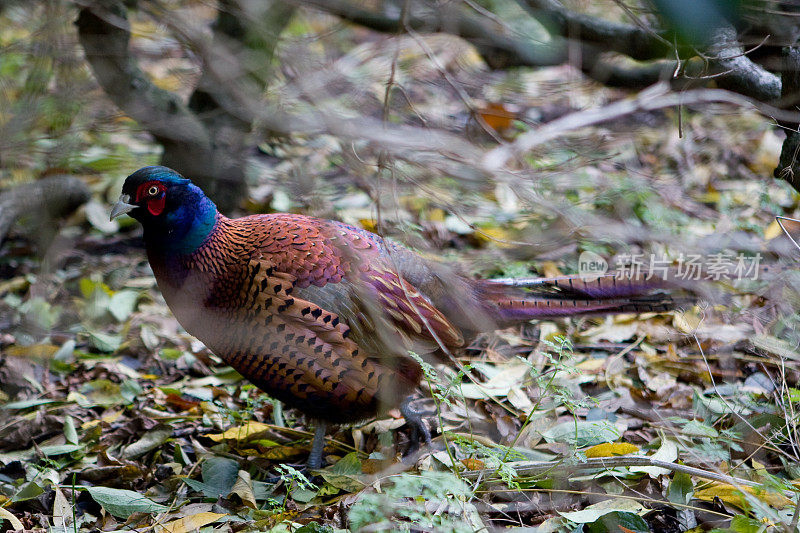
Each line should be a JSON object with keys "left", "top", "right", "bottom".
{"left": 483, "top": 83, "right": 800, "bottom": 171}
{"left": 462, "top": 455, "right": 775, "bottom": 489}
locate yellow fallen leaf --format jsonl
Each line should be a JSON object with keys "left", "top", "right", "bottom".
{"left": 673, "top": 308, "right": 702, "bottom": 333}
{"left": 81, "top": 410, "right": 122, "bottom": 429}
{"left": 428, "top": 208, "right": 446, "bottom": 222}
{"left": 748, "top": 129, "right": 784, "bottom": 175}
{"left": 694, "top": 482, "right": 793, "bottom": 510}
{"left": 5, "top": 344, "right": 59, "bottom": 359}
{"left": 129, "top": 19, "right": 159, "bottom": 39}
{"left": 229, "top": 471, "right": 257, "bottom": 509}
{"left": 208, "top": 421, "right": 272, "bottom": 442}
{"left": 579, "top": 321, "right": 638, "bottom": 343}
{"left": 461, "top": 457, "right": 485, "bottom": 470}
{"left": 474, "top": 226, "right": 513, "bottom": 248}
{"left": 575, "top": 358, "right": 605, "bottom": 373}
{"left": 0, "top": 276, "right": 29, "bottom": 296}
{"left": 152, "top": 74, "right": 182, "bottom": 92}
{"left": 264, "top": 445, "right": 307, "bottom": 461}
{"left": 156, "top": 512, "right": 227, "bottom": 533}
{"left": 695, "top": 191, "right": 720, "bottom": 204}
{"left": 584, "top": 442, "right": 639, "bottom": 458}
{"left": 540, "top": 261, "right": 563, "bottom": 278}
{"left": 764, "top": 220, "right": 783, "bottom": 240}
{"left": 538, "top": 321, "right": 561, "bottom": 343}
{"left": 359, "top": 219, "right": 378, "bottom": 233}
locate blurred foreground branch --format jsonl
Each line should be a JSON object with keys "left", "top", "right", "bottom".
{"left": 76, "top": 0, "right": 294, "bottom": 212}
{"left": 464, "top": 456, "right": 763, "bottom": 488}
{"left": 484, "top": 83, "right": 800, "bottom": 171}
{"left": 73, "top": 0, "right": 800, "bottom": 200}
{"left": 0, "top": 175, "right": 90, "bottom": 245}
{"left": 304, "top": 0, "right": 800, "bottom": 191}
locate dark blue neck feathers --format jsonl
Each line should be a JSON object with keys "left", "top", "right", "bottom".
{"left": 143, "top": 183, "right": 218, "bottom": 256}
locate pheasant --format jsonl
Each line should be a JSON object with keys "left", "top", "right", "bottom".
{"left": 111, "top": 166, "right": 676, "bottom": 468}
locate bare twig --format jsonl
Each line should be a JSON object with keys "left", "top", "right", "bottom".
{"left": 463, "top": 455, "right": 775, "bottom": 489}
{"left": 483, "top": 83, "right": 800, "bottom": 171}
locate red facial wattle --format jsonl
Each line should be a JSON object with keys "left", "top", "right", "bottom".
{"left": 147, "top": 194, "right": 166, "bottom": 216}
{"left": 135, "top": 181, "right": 167, "bottom": 216}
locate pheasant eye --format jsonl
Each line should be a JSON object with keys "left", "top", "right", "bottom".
{"left": 148, "top": 185, "right": 160, "bottom": 196}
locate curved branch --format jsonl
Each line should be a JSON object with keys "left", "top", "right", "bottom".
{"left": 304, "top": 0, "right": 783, "bottom": 101}
{"left": 518, "top": 0, "right": 676, "bottom": 61}
{"left": 580, "top": 49, "right": 677, "bottom": 89}
{"left": 75, "top": 2, "right": 210, "bottom": 150}
{"left": 775, "top": 47, "right": 800, "bottom": 191}
{"left": 704, "top": 25, "right": 781, "bottom": 103}
{"left": 300, "top": 0, "right": 566, "bottom": 69}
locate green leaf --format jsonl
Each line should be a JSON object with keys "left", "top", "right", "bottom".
{"left": 330, "top": 452, "right": 362, "bottom": 475}
{"left": 122, "top": 425, "right": 171, "bottom": 459}
{"left": 787, "top": 388, "right": 800, "bottom": 403}
{"left": 19, "top": 297, "right": 60, "bottom": 330}
{"left": 542, "top": 420, "right": 621, "bottom": 447}
{"left": 682, "top": 420, "right": 719, "bottom": 438}
{"left": 183, "top": 478, "right": 226, "bottom": 499}
{"left": 1, "top": 398, "right": 59, "bottom": 409}
{"left": 201, "top": 457, "right": 239, "bottom": 495}
{"left": 39, "top": 444, "right": 84, "bottom": 456}
{"left": 64, "top": 416, "right": 78, "bottom": 444}
{"left": 291, "top": 487, "right": 318, "bottom": 503}
{"left": 108, "top": 290, "right": 139, "bottom": 322}
{"left": 559, "top": 498, "right": 644, "bottom": 523}
{"left": 174, "top": 442, "right": 191, "bottom": 466}
{"left": 78, "top": 379, "right": 133, "bottom": 406}
{"left": 54, "top": 340, "right": 76, "bottom": 362}
{"left": 728, "top": 515, "right": 766, "bottom": 533}
{"left": 159, "top": 348, "right": 183, "bottom": 360}
{"left": 85, "top": 486, "right": 167, "bottom": 518}
{"left": 320, "top": 453, "right": 365, "bottom": 492}
{"left": 668, "top": 472, "right": 693, "bottom": 505}
{"left": 88, "top": 331, "right": 121, "bottom": 353}
{"left": 587, "top": 511, "right": 649, "bottom": 533}
{"left": 12, "top": 481, "right": 44, "bottom": 502}
{"left": 120, "top": 379, "right": 143, "bottom": 403}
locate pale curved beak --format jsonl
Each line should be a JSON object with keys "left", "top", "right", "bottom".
{"left": 110, "top": 194, "right": 137, "bottom": 221}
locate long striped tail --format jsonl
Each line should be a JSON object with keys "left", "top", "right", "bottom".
{"left": 477, "top": 273, "right": 681, "bottom": 326}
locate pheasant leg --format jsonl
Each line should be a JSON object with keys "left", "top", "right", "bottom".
{"left": 400, "top": 395, "right": 432, "bottom": 455}
{"left": 307, "top": 420, "right": 327, "bottom": 469}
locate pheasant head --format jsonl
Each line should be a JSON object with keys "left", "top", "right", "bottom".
{"left": 111, "top": 166, "right": 217, "bottom": 254}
